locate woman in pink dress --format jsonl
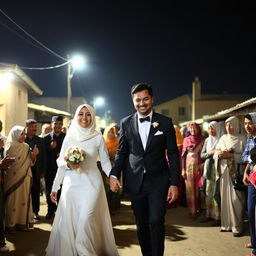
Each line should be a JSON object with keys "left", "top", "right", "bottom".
{"left": 181, "top": 122, "right": 205, "bottom": 218}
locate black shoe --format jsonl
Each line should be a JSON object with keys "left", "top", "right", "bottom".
{"left": 211, "top": 220, "right": 221, "bottom": 226}
{"left": 34, "top": 213, "right": 41, "bottom": 220}
{"left": 233, "top": 232, "right": 242, "bottom": 237}
{"left": 45, "top": 213, "right": 54, "bottom": 219}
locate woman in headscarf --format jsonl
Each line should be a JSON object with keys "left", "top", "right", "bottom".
{"left": 103, "top": 124, "right": 119, "bottom": 163}
{"left": 181, "top": 122, "right": 205, "bottom": 218}
{"left": 46, "top": 104, "right": 118, "bottom": 256}
{"left": 103, "top": 124, "right": 121, "bottom": 211}
{"left": 214, "top": 116, "right": 246, "bottom": 237}
{"left": 4, "top": 125, "right": 39, "bottom": 232}
{"left": 200, "top": 121, "right": 223, "bottom": 224}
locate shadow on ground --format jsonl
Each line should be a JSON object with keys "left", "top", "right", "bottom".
{"left": 5, "top": 227, "right": 50, "bottom": 256}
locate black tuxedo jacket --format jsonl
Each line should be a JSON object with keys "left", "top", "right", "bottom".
{"left": 43, "top": 131, "right": 66, "bottom": 176}
{"left": 25, "top": 135, "right": 46, "bottom": 179}
{"left": 110, "top": 111, "right": 179, "bottom": 195}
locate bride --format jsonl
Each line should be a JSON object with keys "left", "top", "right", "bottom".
{"left": 45, "top": 104, "right": 118, "bottom": 256}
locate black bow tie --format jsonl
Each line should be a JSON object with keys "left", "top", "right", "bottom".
{"left": 139, "top": 116, "right": 150, "bottom": 123}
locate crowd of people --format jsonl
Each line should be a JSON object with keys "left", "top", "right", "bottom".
{"left": 0, "top": 82, "right": 256, "bottom": 256}
{"left": 178, "top": 113, "right": 256, "bottom": 256}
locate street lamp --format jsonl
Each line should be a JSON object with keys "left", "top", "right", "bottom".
{"left": 93, "top": 97, "right": 105, "bottom": 109}
{"left": 67, "top": 54, "right": 85, "bottom": 114}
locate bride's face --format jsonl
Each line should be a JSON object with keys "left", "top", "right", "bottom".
{"left": 77, "top": 107, "right": 92, "bottom": 128}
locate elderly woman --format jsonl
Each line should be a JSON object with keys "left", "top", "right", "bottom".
{"left": 200, "top": 121, "right": 223, "bottom": 224}
{"left": 181, "top": 122, "right": 205, "bottom": 218}
{"left": 214, "top": 116, "right": 246, "bottom": 237}
{"left": 4, "top": 126, "right": 38, "bottom": 232}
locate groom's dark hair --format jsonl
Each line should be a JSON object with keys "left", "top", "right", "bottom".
{"left": 131, "top": 83, "right": 153, "bottom": 98}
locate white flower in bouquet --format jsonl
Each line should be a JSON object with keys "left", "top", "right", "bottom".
{"left": 64, "top": 146, "right": 86, "bottom": 173}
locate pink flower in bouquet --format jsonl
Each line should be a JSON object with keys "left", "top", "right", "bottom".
{"left": 64, "top": 146, "right": 86, "bottom": 164}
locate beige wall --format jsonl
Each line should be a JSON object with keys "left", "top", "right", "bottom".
{"left": 0, "top": 80, "right": 28, "bottom": 136}
{"left": 154, "top": 94, "right": 251, "bottom": 126}
{"left": 195, "top": 100, "right": 247, "bottom": 119}
{"left": 154, "top": 95, "right": 191, "bottom": 125}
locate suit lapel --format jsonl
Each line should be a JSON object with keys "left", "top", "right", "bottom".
{"left": 145, "top": 112, "right": 158, "bottom": 151}
{"left": 131, "top": 113, "right": 144, "bottom": 151}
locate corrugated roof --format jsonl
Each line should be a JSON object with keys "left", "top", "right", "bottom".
{"left": 28, "top": 103, "right": 71, "bottom": 117}
{"left": 203, "top": 97, "right": 256, "bottom": 121}
{"left": 179, "top": 97, "right": 256, "bottom": 126}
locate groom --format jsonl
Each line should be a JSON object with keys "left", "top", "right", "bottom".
{"left": 110, "top": 82, "right": 179, "bottom": 256}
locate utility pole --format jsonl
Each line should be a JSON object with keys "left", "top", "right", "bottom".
{"left": 67, "top": 55, "right": 72, "bottom": 114}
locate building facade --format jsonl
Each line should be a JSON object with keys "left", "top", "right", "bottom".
{"left": 154, "top": 77, "right": 251, "bottom": 125}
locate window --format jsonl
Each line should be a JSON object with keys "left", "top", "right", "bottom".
{"left": 178, "top": 107, "right": 185, "bottom": 116}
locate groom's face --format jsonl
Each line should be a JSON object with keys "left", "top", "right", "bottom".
{"left": 132, "top": 89, "right": 154, "bottom": 116}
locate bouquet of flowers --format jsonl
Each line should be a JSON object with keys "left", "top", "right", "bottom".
{"left": 64, "top": 146, "right": 86, "bottom": 172}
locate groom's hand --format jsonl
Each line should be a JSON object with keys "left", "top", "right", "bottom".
{"left": 110, "top": 176, "right": 122, "bottom": 192}
{"left": 167, "top": 185, "right": 178, "bottom": 203}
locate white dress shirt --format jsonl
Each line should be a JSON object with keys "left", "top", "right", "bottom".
{"left": 137, "top": 111, "right": 153, "bottom": 150}
{"left": 110, "top": 111, "right": 153, "bottom": 179}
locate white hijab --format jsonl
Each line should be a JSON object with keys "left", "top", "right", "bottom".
{"left": 4, "top": 125, "right": 25, "bottom": 154}
{"left": 216, "top": 116, "right": 244, "bottom": 154}
{"left": 65, "top": 104, "right": 100, "bottom": 142}
{"left": 206, "top": 121, "right": 222, "bottom": 152}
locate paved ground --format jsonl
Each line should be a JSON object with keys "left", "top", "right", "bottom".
{"left": 2, "top": 196, "right": 252, "bottom": 256}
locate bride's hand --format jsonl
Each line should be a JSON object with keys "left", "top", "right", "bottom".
{"left": 68, "top": 163, "right": 80, "bottom": 169}
{"left": 50, "top": 192, "right": 57, "bottom": 204}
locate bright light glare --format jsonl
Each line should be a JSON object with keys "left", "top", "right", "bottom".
{"left": 94, "top": 97, "right": 105, "bottom": 107}
{"left": 0, "top": 72, "right": 14, "bottom": 91}
{"left": 202, "top": 122, "right": 209, "bottom": 132}
{"left": 4, "top": 72, "right": 14, "bottom": 81}
{"left": 100, "top": 119, "right": 106, "bottom": 128}
{"left": 71, "top": 55, "right": 85, "bottom": 69}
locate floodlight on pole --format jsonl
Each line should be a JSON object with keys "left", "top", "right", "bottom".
{"left": 93, "top": 97, "right": 105, "bottom": 108}
{"left": 67, "top": 54, "right": 85, "bottom": 114}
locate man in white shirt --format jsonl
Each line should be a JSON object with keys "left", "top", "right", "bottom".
{"left": 110, "top": 83, "right": 179, "bottom": 256}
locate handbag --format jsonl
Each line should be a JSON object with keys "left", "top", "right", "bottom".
{"left": 233, "top": 163, "right": 247, "bottom": 191}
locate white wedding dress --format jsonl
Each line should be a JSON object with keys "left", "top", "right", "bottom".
{"left": 45, "top": 134, "right": 119, "bottom": 256}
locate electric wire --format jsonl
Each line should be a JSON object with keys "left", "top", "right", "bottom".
{"left": 0, "top": 8, "right": 67, "bottom": 61}
{"left": 0, "top": 21, "right": 55, "bottom": 56}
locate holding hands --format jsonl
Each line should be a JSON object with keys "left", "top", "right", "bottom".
{"left": 50, "top": 192, "right": 57, "bottom": 204}
{"left": 110, "top": 176, "right": 122, "bottom": 192}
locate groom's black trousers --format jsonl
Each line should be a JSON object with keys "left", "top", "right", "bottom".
{"left": 130, "top": 174, "right": 168, "bottom": 256}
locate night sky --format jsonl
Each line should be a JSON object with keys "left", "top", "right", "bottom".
{"left": 0, "top": 3, "right": 255, "bottom": 122}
